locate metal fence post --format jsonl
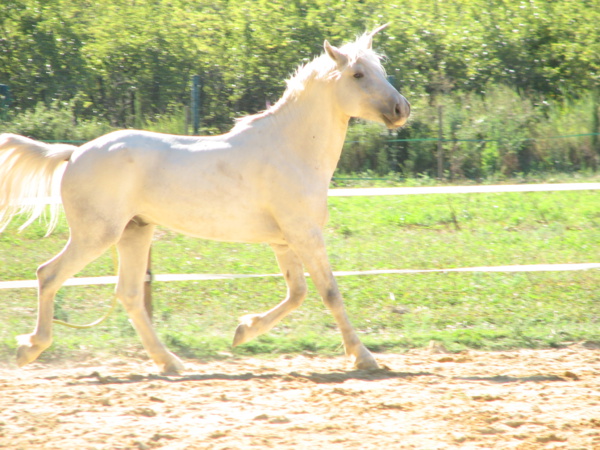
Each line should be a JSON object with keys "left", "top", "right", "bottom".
{"left": 191, "top": 75, "right": 201, "bottom": 135}
{"left": 437, "top": 104, "right": 444, "bottom": 179}
{"left": 144, "top": 248, "right": 153, "bottom": 321}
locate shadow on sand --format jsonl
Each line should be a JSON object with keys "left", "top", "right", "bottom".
{"left": 68, "top": 367, "right": 566, "bottom": 386}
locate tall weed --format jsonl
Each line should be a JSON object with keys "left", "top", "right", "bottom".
{"left": 535, "top": 96, "right": 599, "bottom": 171}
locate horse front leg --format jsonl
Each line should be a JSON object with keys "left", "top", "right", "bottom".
{"left": 291, "top": 228, "right": 379, "bottom": 370}
{"left": 233, "top": 243, "right": 307, "bottom": 347}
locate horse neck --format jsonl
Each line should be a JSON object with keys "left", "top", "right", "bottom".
{"left": 268, "top": 81, "right": 350, "bottom": 178}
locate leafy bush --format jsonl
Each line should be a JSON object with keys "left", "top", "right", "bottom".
{"left": 3, "top": 102, "right": 113, "bottom": 142}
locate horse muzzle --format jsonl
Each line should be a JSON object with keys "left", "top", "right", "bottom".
{"left": 383, "top": 95, "right": 411, "bottom": 129}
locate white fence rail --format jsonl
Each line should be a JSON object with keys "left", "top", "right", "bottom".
{"left": 2, "top": 263, "right": 599, "bottom": 291}
{"left": 2, "top": 183, "right": 599, "bottom": 291}
{"left": 328, "top": 182, "right": 600, "bottom": 196}
{"left": 21, "top": 182, "right": 600, "bottom": 205}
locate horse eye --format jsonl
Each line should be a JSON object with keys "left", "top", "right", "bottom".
{"left": 353, "top": 72, "right": 364, "bottom": 79}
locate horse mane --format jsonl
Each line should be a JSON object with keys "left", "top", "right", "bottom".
{"left": 232, "top": 32, "right": 386, "bottom": 130}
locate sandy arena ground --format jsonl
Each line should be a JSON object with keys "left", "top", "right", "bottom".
{"left": 1, "top": 343, "right": 600, "bottom": 449}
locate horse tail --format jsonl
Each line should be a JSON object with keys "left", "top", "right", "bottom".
{"left": 0, "top": 134, "right": 78, "bottom": 235}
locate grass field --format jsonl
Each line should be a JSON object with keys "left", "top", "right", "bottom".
{"left": 1, "top": 177, "right": 599, "bottom": 364}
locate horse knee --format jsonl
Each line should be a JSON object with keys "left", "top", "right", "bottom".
{"left": 322, "top": 287, "right": 343, "bottom": 311}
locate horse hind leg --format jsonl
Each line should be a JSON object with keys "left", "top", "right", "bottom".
{"left": 115, "top": 220, "right": 184, "bottom": 374}
{"left": 16, "top": 226, "right": 122, "bottom": 367}
{"left": 233, "top": 243, "right": 307, "bottom": 347}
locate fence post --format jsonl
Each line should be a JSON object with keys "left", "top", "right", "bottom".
{"left": 184, "top": 106, "right": 190, "bottom": 135}
{"left": 144, "top": 248, "right": 153, "bottom": 321}
{"left": 191, "top": 75, "right": 201, "bottom": 135}
{"left": 593, "top": 89, "right": 600, "bottom": 158}
{"left": 437, "top": 104, "right": 444, "bottom": 179}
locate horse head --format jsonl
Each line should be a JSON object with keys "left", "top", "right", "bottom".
{"left": 324, "top": 25, "right": 410, "bottom": 129}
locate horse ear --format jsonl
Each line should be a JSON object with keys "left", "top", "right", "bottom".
{"left": 324, "top": 40, "right": 348, "bottom": 68}
{"left": 365, "top": 23, "right": 390, "bottom": 49}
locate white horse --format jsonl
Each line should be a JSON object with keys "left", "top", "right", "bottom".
{"left": 0, "top": 26, "right": 409, "bottom": 373}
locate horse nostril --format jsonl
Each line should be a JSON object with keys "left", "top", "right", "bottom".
{"left": 395, "top": 100, "right": 411, "bottom": 118}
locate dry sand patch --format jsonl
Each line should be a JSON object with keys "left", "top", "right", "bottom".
{"left": 1, "top": 345, "right": 599, "bottom": 449}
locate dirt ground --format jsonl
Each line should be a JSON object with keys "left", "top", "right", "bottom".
{"left": 1, "top": 344, "right": 600, "bottom": 450}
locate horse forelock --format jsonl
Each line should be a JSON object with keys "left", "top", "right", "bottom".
{"left": 342, "top": 33, "right": 386, "bottom": 68}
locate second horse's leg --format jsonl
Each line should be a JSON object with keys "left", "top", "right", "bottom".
{"left": 116, "top": 220, "right": 184, "bottom": 374}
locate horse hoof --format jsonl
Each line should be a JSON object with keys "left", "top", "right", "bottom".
{"left": 353, "top": 349, "right": 379, "bottom": 370}
{"left": 232, "top": 314, "right": 261, "bottom": 347}
{"left": 16, "top": 344, "right": 41, "bottom": 367}
{"left": 354, "top": 358, "right": 379, "bottom": 370}
{"left": 16, "top": 334, "right": 48, "bottom": 367}
{"left": 232, "top": 323, "right": 250, "bottom": 347}
{"left": 159, "top": 354, "right": 185, "bottom": 375}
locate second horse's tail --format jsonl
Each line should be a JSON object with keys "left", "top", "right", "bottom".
{"left": 0, "top": 134, "right": 78, "bottom": 235}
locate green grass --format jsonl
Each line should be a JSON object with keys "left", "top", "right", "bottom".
{"left": 1, "top": 177, "right": 599, "bottom": 364}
